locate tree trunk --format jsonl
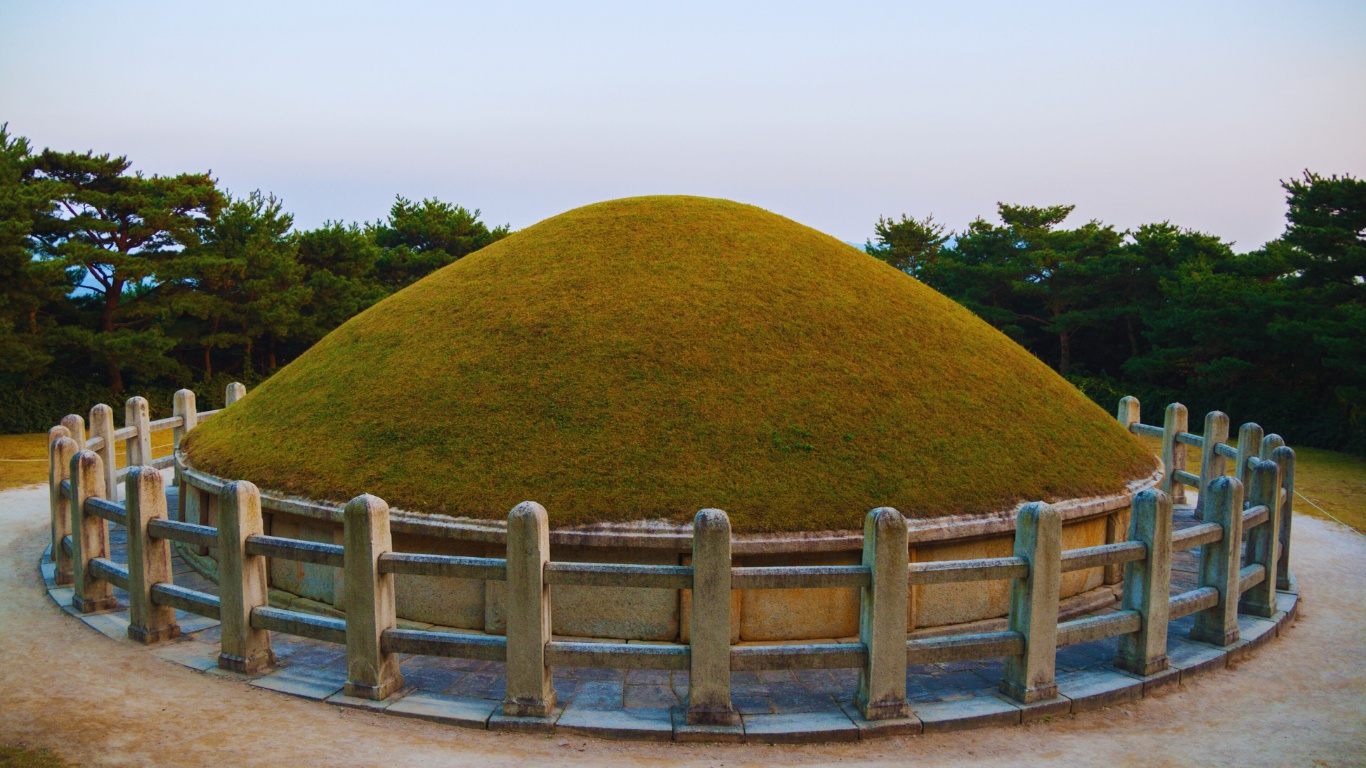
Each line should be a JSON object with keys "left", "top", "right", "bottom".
{"left": 1126, "top": 315, "right": 1140, "bottom": 357}
{"left": 268, "top": 335, "right": 277, "bottom": 371}
{"left": 203, "top": 345, "right": 212, "bottom": 378}
{"left": 104, "top": 278, "right": 123, "bottom": 394}
{"left": 1059, "top": 330, "right": 1072, "bottom": 376}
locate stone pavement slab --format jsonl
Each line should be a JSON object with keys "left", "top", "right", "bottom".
{"left": 1167, "top": 636, "right": 1228, "bottom": 680}
{"left": 743, "top": 710, "right": 859, "bottom": 743}
{"left": 79, "top": 610, "right": 133, "bottom": 643}
{"left": 837, "top": 700, "right": 923, "bottom": 737}
{"left": 1055, "top": 667, "right": 1142, "bottom": 713}
{"left": 1226, "top": 614, "right": 1279, "bottom": 663}
{"left": 385, "top": 690, "right": 500, "bottom": 728}
{"left": 556, "top": 706, "right": 674, "bottom": 741}
{"left": 487, "top": 707, "right": 562, "bottom": 733}
{"left": 1276, "top": 591, "right": 1297, "bottom": 621}
{"left": 673, "top": 719, "right": 745, "bottom": 743}
{"left": 250, "top": 665, "right": 346, "bottom": 700}
{"left": 1013, "top": 694, "right": 1073, "bottom": 722}
{"left": 325, "top": 690, "right": 406, "bottom": 713}
{"left": 916, "top": 694, "right": 1021, "bottom": 732}
{"left": 151, "top": 639, "right": 220, "bottom": 671}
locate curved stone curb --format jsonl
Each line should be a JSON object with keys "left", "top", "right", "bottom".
{"left": 39, "top": 546, "right": 1300, "bottom": 744}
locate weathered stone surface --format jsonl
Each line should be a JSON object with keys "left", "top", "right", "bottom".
{"left": 390, "top": 532, "right": 485, "bottom": 629}
{"left": 1225, "top": 614, "right": 1279, "bottom": 663}
{"left": 1115, "top": 489, "right": 1172, "bottom": 677}
{"left": 1000, "top": 503, "right": 1061, "bottom": 704}
{"left": 1013, "top": 694, "right": 1072, "bottom": 723}
{"left": 838, "top": 700, "right": 922, "bottom": 737}
{"left": 673, "top": 719, "right": 745, "bottom": 743}
{"left": 125, "top": 467, "right": 180, "bottom": 644}
{"left": 739, "top": 549, "right": 861, "bottom": 641}
{"left": 1055, "top": 668, "right": 1141, "bottom": 713}
{"left": 742, "top": 711, "right": 859, "bottom": 743}
{"left": 217, "top": 481, "right": 275, "bottom": 674}
{"left": 386, "top": 690, "right": 498, "bottom": 728}
{"left": 557, "top": 706, "right": 674, "bottom": 741}
{"left": 857, "top": 507, "right": 909, "bottom": 721}
{"left": 502, "top": 501, "right": 555, "bottom": 718}
{"left": 1191, "top": 477, "right": 1243, "bottom": 646}
{"left": 687, "top": 509, "right": 738, "bottom": 726}
{"left": 1059, "top": 516, "right": 1106, "bottom": 597}
{"left": 250, "top": 665, "right": 345, "bottom": 700}
{"left": 268, "top": 512, "right": 340, "bottom": 605}
{"left": 1166, "top": 637, "right": 1227, "bottom": 681}
{"left": 343, "top": 494, "right": 404, "bottom": 701}
{"left": 916, "top": 695, "right": 1021, "bottom": 732}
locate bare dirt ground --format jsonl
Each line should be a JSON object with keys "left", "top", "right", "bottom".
{"left": 1, "top": 483, "right": 1362, "bottom": 768}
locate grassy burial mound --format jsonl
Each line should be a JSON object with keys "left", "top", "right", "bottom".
{"left": 184, "top": 196, "right": 1157, "bottom": 533}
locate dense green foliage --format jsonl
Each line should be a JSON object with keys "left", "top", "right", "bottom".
{"left": 868, "top": 173, "right": 1366, "bottom": 453}
{"left": 3, "top": 123, "right": 1360, "bottom": 460}
{"left": 0, "top": 126, "right": 506, "bottom": 429}
{"left": 186, "top": 196, "right": 1156, "bottom": 530}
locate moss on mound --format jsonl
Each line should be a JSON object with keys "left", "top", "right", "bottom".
{"left": 185, "top": 196, "right": 1157, "bottom": 532}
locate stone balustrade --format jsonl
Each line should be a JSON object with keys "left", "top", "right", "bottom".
{"left": 44, "top": 392, "right": 1301, "bottom": 740}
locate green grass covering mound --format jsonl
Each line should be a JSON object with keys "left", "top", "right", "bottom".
{"left": 185, "top": 196, "right": 1157, "bottom": 532}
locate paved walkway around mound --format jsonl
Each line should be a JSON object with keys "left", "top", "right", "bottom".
{"left": 1, "top": 484, "right": 1363, "bottom": 766}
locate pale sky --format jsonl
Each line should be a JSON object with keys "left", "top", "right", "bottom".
{"left": 2, "top": 1, "right": 1363, "bottom": 250}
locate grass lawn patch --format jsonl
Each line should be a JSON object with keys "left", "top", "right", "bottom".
{"left": 0, "top": 431, "right": 173, "bottom": 493}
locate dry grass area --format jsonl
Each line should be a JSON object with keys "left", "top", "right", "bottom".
{"left": 1135, "top": 433, "right": 1364, "bottom": 534}
{"left": 0, "top": 431, "right": 174, "bottom": 493}
{"left": 0, "top": 744, "right": 74, "bottom": 768}
{"left": 185, "top": 195, "right": 1155, "bottom": 532}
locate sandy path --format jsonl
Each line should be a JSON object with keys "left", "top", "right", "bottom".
{"left": 1, "top": 484, "right": 1362, "bottom": 768}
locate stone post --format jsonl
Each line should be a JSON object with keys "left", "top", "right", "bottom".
{"left": 70, "top": 450, "right": 117, "bottom": 613}
{"left": 1000, "top": 502, "right": 1061, "bottom": 704}
{"left": 1114, "top": 489, "right": 1172, "bottom": 676}
{"left": 1160, "top": 403, "right": 1189, "bottom": 505}
{"left": 1107, "top": 400, "right": 1137, "bottom": 587}
{"left": 1116, "top": 396, "right": 1141, "bottom": 431}
{"left": 126, "top": 466, "right": 179, "bottom": 643}
{"left": 857, "top": 507, "right": 909, "bottom": 720}
{"left": 1234, "top": 422, "right": 1263, "bottom": 492}
{"left": 1259, "top": 433, "right": 1285, "bottom": 460}
{"left": 1194, "top": 410, "right": 1230, "bottom": 515}
{"left": 1270, "top": 446, "right": 1296, "bottom": 591}
{"left": 59, "top": 414, "right": 85, "bottom": 447}
{"left": 225, "top": 382, "right": 247, "bottom": 406}
{"left": 173, "top": 389, "right": 197, "bottom": 523}
{"left": 217, "top": 480, "right": 274, "bottom": 673}
{"left": 88, "top": 404, "right": 117, "bottom": 500}
{"left": 688, "top": 508, "right": 738, "bottom": 726}
{"left": 48, "top": 424, "right": 71, "bottom": 541}
{"left": 503, "top": 501, "right": 555, "bottom": 718}
{"left": 48, "top": 435, "right": 78, "bottom": 585}
{"left": 344, "top": 494, "right": 404, "bottom": 700}
{"left": 125, "top": 396, "right": 152, "bottom": 467}
{"left": 1191, "top": 476, "right": 1243, "bottom": 646}
{"left": 1239, "top": 459, "right": 1281, "bottom": 618}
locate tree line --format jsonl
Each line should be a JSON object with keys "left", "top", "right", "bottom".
{"left": 0, "top": 125, "right": 507, "bottom": 429}
{"left": 866, "top": 174, "right": 1365, "bottom": 454}
{"left": 2, "top": 124, "right": 1362, "bottom": 454}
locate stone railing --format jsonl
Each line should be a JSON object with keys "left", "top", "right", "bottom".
{"left": 43, "top": 391, "right": 1298, "bottom": 738}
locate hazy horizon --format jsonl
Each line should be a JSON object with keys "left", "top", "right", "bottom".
{"left": 2, "top": 1, "right": 1363, "bottom": 250}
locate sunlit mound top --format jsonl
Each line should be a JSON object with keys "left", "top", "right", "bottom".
{"left": 184, "top": 195, "right": 1157, "bottom": 533}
